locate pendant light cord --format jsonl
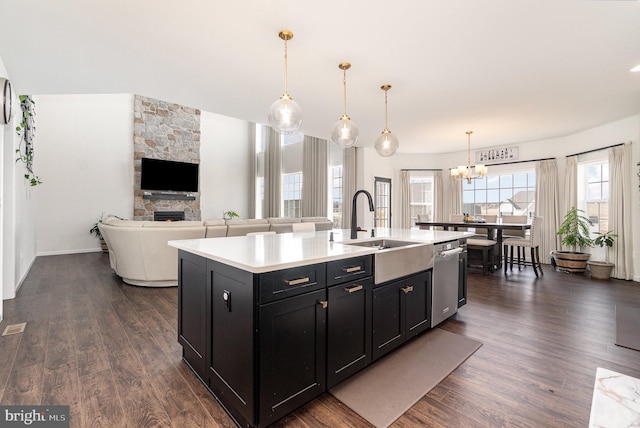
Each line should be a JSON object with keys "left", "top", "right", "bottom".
{"left": 283, "top": 39, "right": 289, "bottom": 95}
{"left": 342, "top": 68, "right": 348, "bottom": 116}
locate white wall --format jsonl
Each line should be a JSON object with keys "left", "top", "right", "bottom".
{"left": 200, "top": 111, "right": 252, "bottom": 219}
{"left": 1, "top": 56, "right": 39, "bottom": 304}
{"left": 35, "top": 94, "right": 135, "bottom": 255}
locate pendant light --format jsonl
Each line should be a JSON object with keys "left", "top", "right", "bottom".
{"left": 330, "top": 62, "right": 359, "bottom": 147}
{"left": 268, "top": 30, "right": 303, "bottom": 134}
{"left": 374, "top": 84, "right": 399, "bottom": 157}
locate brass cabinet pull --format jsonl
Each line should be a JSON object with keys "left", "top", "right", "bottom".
{"left": 344, "top": 284, "right": 364, "bottom": 294}
{"left": 319, "top": 300, "right": 328, "bottom": 309}
{"left": 342, "top": 266, "right": 362, "bottom": 273}
{"left": 401, "top": 285, "right": 414, "bottom": 294}
{"left": 285, "top": 277, "right": 310, "bottom": 286}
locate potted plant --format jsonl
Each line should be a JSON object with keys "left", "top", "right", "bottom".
{"left": 587, "top": 230, "right": 618, "bottom": 279}
{"left": 551, "top": 207, "right": 593, "bottom": 273}
{"left": 90, "top": 218, "right": 109, "bottom": 253}
{"left": 223, "top": 210, "right": 239, "bottom": 220}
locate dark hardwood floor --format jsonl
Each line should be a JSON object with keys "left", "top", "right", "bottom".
{"left": 1, "top": 253, "right": 639, "bottom": 427}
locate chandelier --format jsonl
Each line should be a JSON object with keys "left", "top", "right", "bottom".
{"left": 450, "top": 131, "right": 487, "bottom": 183}
{"left": 268, "top": 30, "right": 303, "bottom": 134}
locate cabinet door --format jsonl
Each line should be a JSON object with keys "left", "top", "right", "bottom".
{"left": 372, "top": 280, "right": 404, "bottom": 361}
{"left": 404, "top": 271, "right": 432, "bottom": 339}
{"left": 259, "top": 289, "right": 327, "bottom": 426}
{"left": 327, "top": 277, "right": 372, "bottom": 388}
{"left": 458, "top": 250, "right": 467, "bottom": 308}
{"left": 177, "top": 250, "right": 207, "bottom": 379}
{"left": 207, "top": 261, "right": 255, "bottom": 427}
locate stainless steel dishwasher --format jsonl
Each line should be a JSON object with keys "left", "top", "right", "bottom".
{"left": 432, "top": 240, "right": 464, "bottom": 326}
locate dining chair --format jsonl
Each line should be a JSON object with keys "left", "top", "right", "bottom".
{"left": 473, "top": 214, "right": 497, "bottom": 238}
{"left": 501, "top": 215, "right": 528, "bottom": 238}
{"left": 503, "top": 216, "right": 543, "bottom": 277}
{"left": 454, "top": 214, "right": 498, "bottom": 274}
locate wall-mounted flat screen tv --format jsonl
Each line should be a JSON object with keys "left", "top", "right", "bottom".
{"left": 141, "top": 157, "right": 199, "bottom": 192}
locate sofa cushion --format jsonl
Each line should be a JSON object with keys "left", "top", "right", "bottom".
{"left": 226, "top": 219, "right": 270, "bottom": 236}
{"left": 302, "top": 217, "right": 334, "bottom": 231}
{"left": 268, "top": 217, "right": 301, "bottom": 233}
{"left": 204, "top": 219, "right": 228, "bottom": 238}
{"left": 101, "top": 217, "right": 143, "bottom": 227}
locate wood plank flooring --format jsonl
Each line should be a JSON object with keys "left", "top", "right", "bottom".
{"left": 1, "top": 253, "right": 639, "bottom": 427}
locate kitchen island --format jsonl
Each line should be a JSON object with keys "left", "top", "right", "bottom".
{"left": 169, "top": 228, "right": 472, "bottom": 428}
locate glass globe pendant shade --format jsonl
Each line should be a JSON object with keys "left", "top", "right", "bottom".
{"left": 330, "top": 115, "right": 359, "bottom": 147}
{"left": 375, "top": 129, "right": 399, "bottom": 157}
{"left": 268, "top": 93, "right": 303, "bottom": 134}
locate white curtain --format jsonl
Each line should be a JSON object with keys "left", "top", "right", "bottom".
{"left": 400, "top": 170, "right": 411, "bottom": 228}
{"left": 608, "top": 143, "right": 633, "bottom": 280}
{"left": 535, "top": 159, "right": 560, "bottom": 264}
{"left": 443, "top": 172, "right": 462, "bottom": 219}
{"left": 263, "top": 127, "right": 281, "bottom": 218}
{"left": 433, "top": 170, "right": 443, "bottom": 221}
{"left": 341, "top": 147, "right": 357, "bottom": 229}
{"left": 562, "top": 156, "right": 578, "bottom": 251}
{"left": 563, "top": 156, "right": 577, "bottom": 215}
{"left": 248, "top": 122, "right": 257, "bottom": 218}
{"left": 301, "top": 136, "right": 328, "bottom": 217}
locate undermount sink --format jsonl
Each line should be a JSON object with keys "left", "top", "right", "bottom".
{"left": 343, "top": 239, "right": 420, "bottom": 250}
{"left": 343, "top": 239, "right": 435, "bottom": 284}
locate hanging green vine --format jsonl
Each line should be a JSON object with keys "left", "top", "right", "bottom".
{"left": 15, "top": 95, "right": 42, "bottom": 186}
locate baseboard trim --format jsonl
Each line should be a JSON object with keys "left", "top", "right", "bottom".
{"left": 36, "top": 248, "right": 104, "bottom": 257}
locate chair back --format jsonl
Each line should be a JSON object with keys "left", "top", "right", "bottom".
{"left": 292, "top": 222, "right": 316, "bottom": 233}
{"left": 417, "top": 214, "right": 430, "bottom": 222}
{"left": 474, "top": 214, "right": 497, "bottom": 237}
{"left": 450, "top": 214, "right": 467, "bottom": 231}
{"left": 502, "top": 215, "right": 528, "bottom": 238}
{"left": 529, "top": 216, "right": 542, "bottom": 246}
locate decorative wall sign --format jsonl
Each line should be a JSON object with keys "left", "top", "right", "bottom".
{"left": 476, "top": 146, "right": 519, "bottom": 163}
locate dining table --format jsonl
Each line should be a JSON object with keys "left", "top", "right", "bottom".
{"left": 415, "top": 220, "right": 531, "bottom": 269}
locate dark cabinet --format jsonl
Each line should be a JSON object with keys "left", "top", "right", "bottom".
{"left": 372, "top": 271, "right": 432, "bottom": 361}
{"left": 259, "top": 289, "right": 327, "bottom": 426}
{"left": 326, "top": 277, "right": 372, "bottom": 388}
{"left": 458, "top": 249, "right": 467, "bottom": 308}
{"left": 177, "top": 250, "right": 208, "bottom": 380}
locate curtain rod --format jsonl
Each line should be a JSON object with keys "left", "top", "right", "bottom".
{"left": 400, "top": 168, "right": 441, "bottom": 172}
{"left": 484, "top": 157, "right": 555, "bottom": 167}
{"left": 567, "top": 142, "right": 623, "bottom": 158}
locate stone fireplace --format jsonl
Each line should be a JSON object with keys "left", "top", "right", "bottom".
{"left": 133, "top": 95, "right": 201, "bottom": 221}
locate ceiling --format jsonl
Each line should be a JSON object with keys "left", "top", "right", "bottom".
{"left": 1, "top": 0, "right": 639, "bottom": 154}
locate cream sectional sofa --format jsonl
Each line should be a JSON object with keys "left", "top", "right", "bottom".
{"left": 99, "top": 216, "right": 333, "bottom": 287}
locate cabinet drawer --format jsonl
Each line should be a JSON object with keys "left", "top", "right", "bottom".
{"left": 327, "top": 255, "right": 372, "bottom": 286}
{"left": 259, "top": 263, "right": 326, "bottom": 304}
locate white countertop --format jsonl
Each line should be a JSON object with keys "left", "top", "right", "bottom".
{"left": 169, "top": 228, "right": 472, "bottom": 273}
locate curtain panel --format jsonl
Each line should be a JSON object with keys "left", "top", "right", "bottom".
{"left": 263, "top": 127, "right": 282, "bottom": 218}
{"left": 301, "top": 136, "right": 328, "bottom": 217}
{"left": 535, "top": 159, "right": 560, "bottom": 264}
{"left": 400, "top": 170, "right": 411, "bottom": 228}
{"left": 562, "top": 156, "right": 578, "bottom": 251}
{"left": 433, "top": 170, "right": 444, "bottom": 222}
{"left": 608, "top": 143, "right": 634, "bottom": 280}
{"left": 341, "top": 147, "right": 357, "bottom": 229}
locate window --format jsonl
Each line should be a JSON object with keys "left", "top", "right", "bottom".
{"left": 409, "top": 176, "right": 433, "bottom": 225}
{"left": 462, "top": 170, "right": 536, "bottom": 218}
{"left": 578, "top": 160, "right": 609, "bottom": 234}
{"left": 283, "top": 172, "right": 302, "bottom": 217}
{"left": 375, "top": 177, "right": 391, "bottom": 228}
